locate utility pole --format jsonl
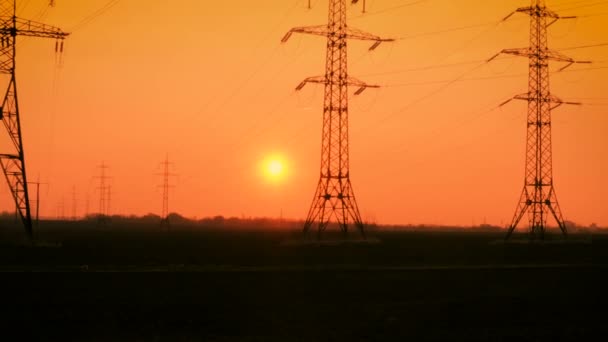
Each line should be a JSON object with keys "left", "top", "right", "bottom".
{"left": 0, "top": 0, "right": 68, "bottom": 240}
{"left": 282, "top": 0, "right": 392, "bottom": 239}
{"left": 488, "top": 0, "right": 590, "bottom": 240}
{"left": 28, "top": 175, "right": 47, "bottom": 227}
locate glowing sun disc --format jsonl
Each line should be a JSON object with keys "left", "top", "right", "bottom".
{"left": 268, "top": 160, "right": 283, "bottom": 176}
{"left": 262, "top": 155, "right": 287, "bottom": 183}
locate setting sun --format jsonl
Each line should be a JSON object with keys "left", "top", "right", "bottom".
{"left": 268, "top": 160, "right": 283, "bottom": 176}
{"left": 261, "top": 155, "right": 287, "bottom": 183}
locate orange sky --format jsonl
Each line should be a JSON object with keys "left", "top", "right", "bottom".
{"left": 1, "top": 0, "right": 606, "bottom": 227}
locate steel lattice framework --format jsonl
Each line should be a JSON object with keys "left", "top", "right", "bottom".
{"left": 0, "top": 0, "right": 68, "bottom": 239}
{"left": 158, "top": 154, "right": 174, "bottom": 229}
{"left": 282, "top": 0, "right": 392, "bottom": 238}
{"left": 489, "top": 0, "right": 589, "bottom": 240}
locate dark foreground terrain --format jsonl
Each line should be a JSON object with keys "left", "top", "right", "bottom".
{"left": 0, "top": 221, "right": 606, "bottom": 341}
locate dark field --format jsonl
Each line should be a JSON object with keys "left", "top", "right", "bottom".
{"left": 0, "top": 221, "right": 606, "bottom": 341}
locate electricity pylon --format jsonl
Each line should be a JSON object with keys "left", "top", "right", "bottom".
{"left": 157, "top": 154, "right": 175, "bottom": 229}
{"left": 0, "top": 0, "right": 68, "bottom": 240}
{"left": 282, "top": 0, "right": 392, "bottom": 238}
{"left": 488, "top": 0, "right": 590, "bottom": 240}
{"left": 71, "top": 185, "right": 76, "bottom": 220}
{"left": 96, "top": 162, "right": 110, "bottom": 224}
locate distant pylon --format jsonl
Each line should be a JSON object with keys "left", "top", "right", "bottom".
{"left": 282, "top": 0, "right": 393, "bottom": 238}
{"left": 106, "top": 184, "right": 112, "bottom": 217}
{"left": 0, "top": 0, "right": 68, "bottom": 240}
{"left": 157, "top": 154, "right": 175, "bottom": 229}
{"left": 96, "top": 162, "right": 110, "bottom": 224}
{"left": 57, "top": 195, "right": 65, "bottom": 219}
{"left": 488, "top": 0, "right": 590, "bottom": 240}
{"left": 28, "top": 175, "right": 47, "bottom": 227}
{"left": 71, "top": 185, "right": 77, "bottom": 220}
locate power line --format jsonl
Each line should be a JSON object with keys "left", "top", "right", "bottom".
{"left": 350, "top": 0, "right": 429, "bottom": 20}
{"left": 182, "top": 0, "right": 306, "bottom": 136}
{"left": 355, "top": 60, "right": 490, "bottom": 134}
{"left": 556, "top": 42, "right": 608, "bottom": 50}
{"left": 69, "top": 0, "right": 121, "bottom": 32}
{"left": 555, "top": 0, "right": 608, "bottom": 11}
{"left": 395, "top": 21, "right": 500, "bottom": 40}
{"left": 359, "top": 58, "right": 494, "bottom": 77}
{"left": 381, "top": 66, "right": 608, "bottom": 87}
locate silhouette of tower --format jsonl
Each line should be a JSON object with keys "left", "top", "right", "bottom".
{"left": 157, "top": 154, "right": 174, "bottom": 229}
{"left": 282, "top": 0, "right": 392, "bottom": 238}
{"left": 28, "top": 175, "right": 47, "bottom": 227}
{"left": 106, "top": 184, "right": 112, "bottom": 217}
{"left": 489, "top": 0, "right": 589, "bottom": 240}
{"left": 96, "top": 162, "right": 110, "bottom": 223}
{"left": 71, "top": 185, "right": 76, "bottom": 220}
{"left": 0, "top": 0, "right": 68, "bottom": 239}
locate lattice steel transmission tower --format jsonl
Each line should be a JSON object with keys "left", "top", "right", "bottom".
{"left": 157, "top": 154, "right": 175, "bottom": 229}
{"left": 282, "top": 0, "right": 392, "bottom": 238}
{"left": 489, "top": 0, "right": 589, "bottom": 240}
{"left": 96, "top": 162, "right": 110, "bottom": 223}
{"left": 71, "top": 185, "right": 76, "bottom": 220}
{"left": 0, "top": 0, "right": 68, "bottom": 239}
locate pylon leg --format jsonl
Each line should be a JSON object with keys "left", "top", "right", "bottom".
{"left": 506, "top": 188, "right": 529, "bottom": 240}
{"left": 506, "top": 185, "right": 567, "bottom": 240}
{"left": 303, "top": 177, "right": 364, "bottom": 240}
{"left": 303, "top": 178, "right": 324, "bottom": 236}
{"left": 546, "top": 187, "right": 567, "bottom": 237}
{"left": 1, "top": 77, "right": 33, "bottom": 241}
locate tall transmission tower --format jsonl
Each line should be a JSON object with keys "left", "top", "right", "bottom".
{"left": 0, "top": 0, "right": 68, "bottom": 239}
{"left": 282, "top": 0, "right": 392, "bottom": 238}
{"left": 489, "top": 0, "right": 590, "bottom": 240}
{"left": 157, "top": 154, "right": 175, "bottom": 229}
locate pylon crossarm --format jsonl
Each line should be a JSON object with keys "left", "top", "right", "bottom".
{"left": 295, "top": 76, "right": 326, "bottom": 91}
{"left": 501, "top": 48, "right": 531, "bottom": 58}
{"left": 281, "top": 25, "right": 328, "bottom": 43}
{"left": 514, "top": 6, "right": 559, "bottom": 19}
{"left": 499, "top": 93, "right": 530, "bottom": 107}
{"left": 553, "top": 59, "right": 592, "bottom": 72}
{"left": 548, "top": 94, "right": 582, "bottom": 107}
{"left": 489, "top": 48, "right": 589, "bottom": 67}
{"left": 296, "top": 75, "right": 379, "bottom": 94}
{"left": 0, "top": 17, "right": 69, "bottom": 39}
{"left": 344, "top": 27, "right": 394, "bottom": 50}
{"left": 498, "top": 97, "right": 515, "bottom": 107}
{"left": 281, "top": 25, "right": 393, "bottom": 51}
{"left": 346, "top": 76, "right": 379, "bottom": 95}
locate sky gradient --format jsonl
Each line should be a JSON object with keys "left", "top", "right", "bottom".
{"left": 1, "top": 0, "right": 606, "bottom": 227}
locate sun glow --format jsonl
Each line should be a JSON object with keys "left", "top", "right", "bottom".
{"left": 262, "top": 155, "right": 287, "bottom": 183}
{"left": 268, "top": 160, "right": 283, "bottom": 176}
